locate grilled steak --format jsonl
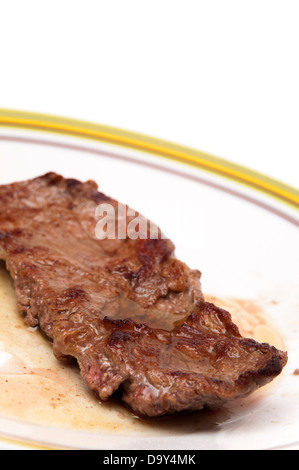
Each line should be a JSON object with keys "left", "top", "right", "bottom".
{"left": 0, "top": 173, "right": 287, "bottom": 417}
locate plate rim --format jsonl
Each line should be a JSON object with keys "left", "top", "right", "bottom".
{"left": 0, "top": 108, "right": 298, "bottom": 211}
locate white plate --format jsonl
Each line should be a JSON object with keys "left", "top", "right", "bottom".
{"left": 0, "top": 113, "right": 298, "bottom": 450}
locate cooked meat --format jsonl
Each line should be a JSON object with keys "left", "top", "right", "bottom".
{"left": 0, "top": 173, "right": 287, "bottom": 417}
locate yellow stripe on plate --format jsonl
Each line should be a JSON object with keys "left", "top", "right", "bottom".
{"left": 0, "top": 109, "right": 298, "bottom": 210}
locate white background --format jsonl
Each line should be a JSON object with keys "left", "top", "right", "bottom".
{"left": 0, "top": 0, "right": 298, "bottom": 189}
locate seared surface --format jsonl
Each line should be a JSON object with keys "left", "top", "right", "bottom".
{"left": 0, "top": 173, "right": 287, "bottom": 417}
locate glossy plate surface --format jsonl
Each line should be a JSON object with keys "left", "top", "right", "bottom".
{"left": 0, "top": 111, "right": 298, "bottom": 450}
